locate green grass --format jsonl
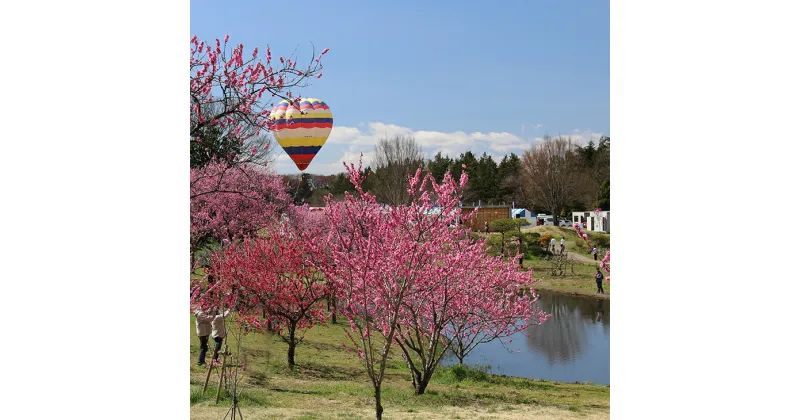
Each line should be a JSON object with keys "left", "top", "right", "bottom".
{"left": 189, "top": 318, "right": 609, "bottom": 419}
{"left": 479, "top": 226, "right": 611, "bottom": 298}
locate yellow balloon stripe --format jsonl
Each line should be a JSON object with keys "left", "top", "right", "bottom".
{"left": 276, "top": 137, "right": 331, "bottom": 147}
{"left": 270, "top": 112, "right": 333, "bottom": 120}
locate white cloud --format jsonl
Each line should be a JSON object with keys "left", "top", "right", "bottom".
{"left": 272, "top": 122, "right": 606, "bottom": 175}
{"left": 529, "top": 129, "right": 605, "bottom": 147}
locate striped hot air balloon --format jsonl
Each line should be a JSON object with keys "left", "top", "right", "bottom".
{"left": 268, "top": 98, "right": 333, "bottom": 171}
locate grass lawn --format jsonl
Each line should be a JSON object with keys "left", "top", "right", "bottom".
{"left": 189, "top": 318, "right": 610, "bottom": 419}
{"left": 481, "top": 226, "right": 610, "bottom": 298}
{"left": 524, "top": 258, "right": 611, "bottom": 298}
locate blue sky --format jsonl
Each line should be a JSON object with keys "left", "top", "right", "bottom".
{"left": 191, "top": 0, "right": 609, "bottom": 174}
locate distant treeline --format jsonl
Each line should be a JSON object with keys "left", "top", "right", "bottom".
{"left": 285, "top": 135, "right": 609, "bottom": 217}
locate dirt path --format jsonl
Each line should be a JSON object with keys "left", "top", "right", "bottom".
{"left": 568, "top": 249, "right": 601, "bottom": 265}
{"left": 191, "top": 405, "right": 610, "bottom": 420}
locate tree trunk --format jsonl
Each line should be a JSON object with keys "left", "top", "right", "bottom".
{"left": 410, "top": 368, "right": 423, "bottom": 395}
{"left": 331, "top": 296, "right": 337, "bottom": 324}
{"left": 414, "top": 371, "right": 432, "bottom": 395}
{"left": 287, "top": 325, "right": 297, "bottom": 367}
{"left": 374, "top": 386, "right": 384, "bottom": 420}
{"left": 414, "top": 369, "right": 433, "bottom": 395}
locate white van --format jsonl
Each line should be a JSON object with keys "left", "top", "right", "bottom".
{"left": 537, "top": 214, "right": 570, "bottom": 227}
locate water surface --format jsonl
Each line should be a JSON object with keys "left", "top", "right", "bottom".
{"left": 444, "top": 291, "right": 610, "bottom": 385}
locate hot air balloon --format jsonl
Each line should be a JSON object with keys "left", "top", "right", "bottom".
{"left": 268, "top": 98, "right": 333, "bottom": 171}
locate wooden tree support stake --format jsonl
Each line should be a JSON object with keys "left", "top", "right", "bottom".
{"left": 215, "top": 344, "right": 230, "bottom": 404}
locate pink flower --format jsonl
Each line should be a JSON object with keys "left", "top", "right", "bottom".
{"left": 224, "top": 34, "right": 229, "bottom": 43}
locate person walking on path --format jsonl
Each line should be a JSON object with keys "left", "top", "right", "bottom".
{"left": 484, "top": 221, "right": 489, "bottom": 235}
{"left": 560, "top": 237, "right": 566, "bottom": 254}
{"left": 211, "top": 308, "right": 231, "bottom": 361}
{"left": 595, "top": 267, "right": 605, "bottom": 294}
{"left": 194, "top": 309, "right": 214, "bottom": 366}
{"left": 550, "top": 237, "right": 556, "bottom": 253}
{"left": 592, "top": 246, "right": 598, "bottom": 261}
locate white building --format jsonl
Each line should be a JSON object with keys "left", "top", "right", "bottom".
{"left": 511, "top": 208, "right": 537, "bottom": 224}
{"left": 571, "top": 210, "right": 610, "bottom": 234}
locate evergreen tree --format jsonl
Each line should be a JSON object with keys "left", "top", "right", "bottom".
{"left": 476, "top": 152, "right": 499, "bottom": 203}
{"left": 427, "top": 152, "right": 454, "bottom": 183}
{"left": 455, "top": 151, "right": 480, "bottom": 203}
{"left": 329, "top": 172, "right": 356, "bottom": 196}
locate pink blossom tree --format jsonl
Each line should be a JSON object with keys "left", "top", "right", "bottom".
{"left": 190, "top": 161, "right": 292, "bottom": 263}
{"left": 388, "top": 173, "right": 547, "bottom": 395}
{"left": 313, "top": 162, "right": 434, "bottom": 419}
{"left": 448, "top": 263, "right": 551, "bottom": 365}
{"left": 192, "top": 229, "right": 328, "bottom": 367}
{"left": 190, "top": 34, "right": 329, "bottom": 146}
{"left": 282, "top": 204, "right": 330, "bottom": 237}
{"left": 314, "top": 160, "right": 549, "bottom": 418}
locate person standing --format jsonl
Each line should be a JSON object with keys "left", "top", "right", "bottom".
{"left": 211, "top": 308, "right": 231, "bottom": 361}
{"left": 560, "top": 237, "right": 566, "bottom": 254}
{"left": 194, "top": 309, "right": 214, "bottom": 366}
{"left": 549, "top": 237, "right": 556, "bottom": 252}
{"left": 484, "top": 221, "right": 489, "bottom": 235}
{"left": 595, "top": 267, "right": 605, "bottom": 294}
{"left": 592, "top": 246, "right": 598, "bottom": 261}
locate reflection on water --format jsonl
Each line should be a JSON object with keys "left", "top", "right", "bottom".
{"left": 443, "top": 291, "right": 610, "bottom": 385}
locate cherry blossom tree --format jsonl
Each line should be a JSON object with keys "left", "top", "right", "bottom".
{"left": 190, "top": 34, "right": 329, "bottom": 146}
{"left": 313, "top": 159, "right": 549, "bottom": 417}
{"left": 311, "top": 162, "right": 433, "bottom": 418}
{"left": 282, "top": 204, "right": 330, "bottom": 236}
{"left": 447, "top": 266, "right": 551, "bottom": 365}
{"left": 190, "top": 161, "right": 292, "bottom": 263}
{"left": 192, "top": 229, "right": 328, "bottom": 367}
{"left": 394, "top": 233, "right": 549, "bottom": 394}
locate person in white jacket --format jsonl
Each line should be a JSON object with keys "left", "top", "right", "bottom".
{"left": 211, "top": 309, "right": 230, "bottom": 361}
{"left": 194, "top": 309, "right": 214, "bottom": 366}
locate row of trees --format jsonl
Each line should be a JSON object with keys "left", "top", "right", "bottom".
{"left": 191, "top": 164, "right": 549, "bottom": 419}
{"left": 303, "top": 135, "right": 609, "bottom": 218}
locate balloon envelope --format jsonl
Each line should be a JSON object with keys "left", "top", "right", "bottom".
{"left": 269, "top": 98, "right": 333, "bottom": 171}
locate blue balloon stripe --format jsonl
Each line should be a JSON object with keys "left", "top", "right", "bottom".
{"left": 283, "top": 146, "right": 322, "bottom": 155}
{"left": 272, "top": 118, "right": 333, "bottom": 124}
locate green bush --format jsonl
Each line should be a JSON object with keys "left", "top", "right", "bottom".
{"left": 439, "top": 364, "right": 492, "bottom": 383}
{"left": 520, "top": 232, "right": 548, "bottom": 257}
{"left": 589, "top": 232, "right": 610, "bottom": 249}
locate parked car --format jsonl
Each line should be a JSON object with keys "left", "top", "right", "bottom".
{"left": 558, "top": 218, "right": 571, "bottom": 227}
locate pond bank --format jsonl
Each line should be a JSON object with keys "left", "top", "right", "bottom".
{"left": 189, "top": 318, "right": 610, "bottom": 419}
{"left": 532, "top": 277, "right": 610, "bottom": 299}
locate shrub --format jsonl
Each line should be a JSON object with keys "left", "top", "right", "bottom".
{"left": 538, "top": 233, "right": 553, "bottom": 249}
{"left": 589, "top": 232, "right": 610, "bottom": 249}
{"left": 521, "top": 232, "right": 548, "bottom": 257}
{"left": 439, "top": 364, "right": 492, "bottom": 383}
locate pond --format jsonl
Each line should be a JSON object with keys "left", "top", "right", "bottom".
{"left": 443, "top": 291, "right": 610, "bottom": 385}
